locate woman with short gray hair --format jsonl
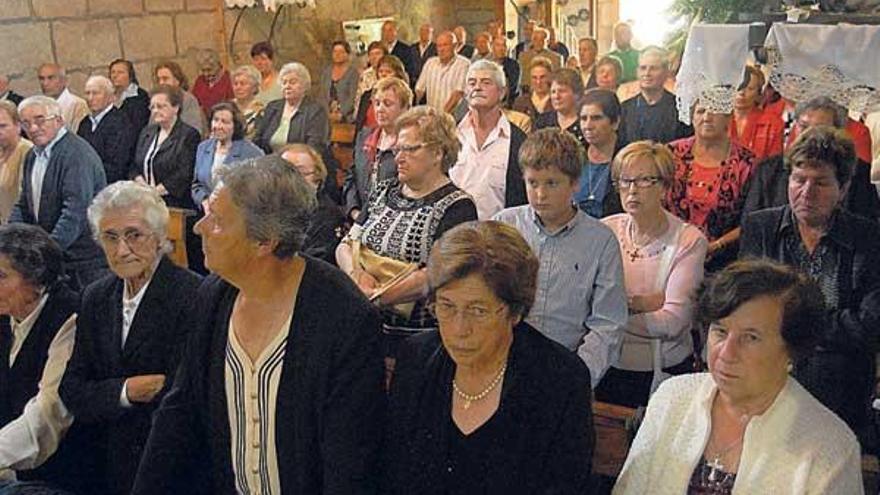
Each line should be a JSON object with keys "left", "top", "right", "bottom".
{"left": 61, "top": 180, "right": 202, "bottom": 495}
{"left": 231, "top": 65, "right": 264, "bottom": 140}
{"left": 253, "top": 62, "right": 329, "bottom": 156}
{"left": 191, "top": 48, "right": 233, "bottom": 117}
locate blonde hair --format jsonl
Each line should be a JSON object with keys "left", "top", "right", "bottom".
{"left": 0, "top": 101, "right": 25, "bottom": 223}
{"left": 373, "top": 77, "right": 413, "bottom": 109}
{"left": 280, "top": 143, "right": 328, "bottom": 182}
{"left": 394, "top": 105, "right": 461, "bottom": 173}
{"left": 611, "top": 140, "right": 676, "bottom": 188}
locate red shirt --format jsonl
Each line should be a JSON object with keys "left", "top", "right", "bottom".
{"left": 729, "top": 107, "right": 784, "bottom": 161}
{"left": 191, "top": 71, "right": 234, "bottom": 117}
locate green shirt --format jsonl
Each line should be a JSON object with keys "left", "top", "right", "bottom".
{"left": 609, "top": 48, "right": 640, "bottom": 83}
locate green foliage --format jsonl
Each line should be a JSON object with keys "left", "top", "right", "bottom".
{"left": 664, "top": 0, "right": 772, "bottom": 53}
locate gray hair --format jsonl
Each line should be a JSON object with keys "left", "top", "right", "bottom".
{"left": 17, "top": 95, "right": 62, "bottom": 119}
{"left": 232, "top": 65, "right": 262, "bottom": 94}
{"left": 85, "top": 75, "right": 115, "bottom": 95}
{"left": 639, "top": 45, "right": 669, "bottom": 70}
{"left": 279, "top": 62, "right": 311, "bottom": 90}
{"left": 467, "top": 59, "right": 507, "bottom": 90}
{"left": 38, "top": 63, "right": 67, "bottom": 79}
{"left": 214, "top": 155, "right": 316, "bottom": 259}
{"left": 87, "top": 181, "right": 171, "bottom": 253}
{"left": 794, "top": 96, "right": 847, "bottom": 129}
{"left": 196, "top": 48, "right": 221, "bottom": 67}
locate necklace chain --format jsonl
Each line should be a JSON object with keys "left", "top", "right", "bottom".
{"left": 452, "top": 362, "right": 507, "bottom": 410}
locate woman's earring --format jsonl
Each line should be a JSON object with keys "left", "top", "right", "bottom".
{"left": 786, "top": 361, "right": 794, "bottom": 373}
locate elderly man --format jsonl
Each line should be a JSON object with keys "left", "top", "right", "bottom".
{"left": 472, "top": 31, "right": 491, "bottom": 60}
{"left": 0, "top": 75, "right": 23, "bottom": 106}
{"left": 381, "top": 20, "right": 414, "bottom": 84}
{"left": 577, "top": 37, "right": 598, "bottom": 88}
{"left": 490, "top": 33, "right": 520, "bottom": 107}
{"left": 411, "top": 23, "right": 437, "bottom": 85}
{"left": 740, "top": 125, "right": 880, "bottom": 449}
{"left": 10, "top": 96, "right": 107, "bottom": 289}
{"left": 514, "top": 20, "right": 537, "bottom": 61}
{"left": 743, "top": 96, "right": 880, "bottom": 221}
{"left": 77, "top": 75, "right": 137, "bottom": 184}
{"left": 415, "top": 31, "right": 471, "bottom": 113}
{"left": 619, "top": 46, "right": 692, "bottom": 147}
{"left": 131, "top": 155, "right": 384, "bottom": 494}
{"left": 517, "top": 27, "right": 563, "bottom": 90}
{"left": 494, "top": 129, "right": 628, "bottom": 388}
{"left": 59, "top": 181, "right": 201, "bottom": 495}
{"left": 37, "top": 63, "right": 89, "bottom": 132}
{"left": 453, "top": 26, "right": 475, "bottom": 59}
{"left": 450, "top": 60, "right": 527, "bottom": 220}
{"left": 608, "top": 22, "right": 639, "bottom": 83}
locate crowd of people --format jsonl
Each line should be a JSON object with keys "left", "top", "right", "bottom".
{"left": 0, "top": 15, "right": 878, "bottom": 495}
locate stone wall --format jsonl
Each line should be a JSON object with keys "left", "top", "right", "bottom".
{"left": 0, "top": 0, "right": 500, "bottom": 98}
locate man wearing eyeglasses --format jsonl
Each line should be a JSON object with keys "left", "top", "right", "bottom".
{"left": 493, "top": 128, "right": 628, "bottom": 389}
{"left": 9, "top": 95, "right": 108, "bottom": 290}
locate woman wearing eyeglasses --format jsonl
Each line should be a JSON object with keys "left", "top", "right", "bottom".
{"left": 59, "top": 181, "right": 201, "bottom": 494}
{"left": 336, "top": 105, "right": 476, "bottom": 367}
{"left": 596, "top": 141, "right": 708, "bottom": 408}
{"left": 383, "top": 221, "right": 594, "bottom": 494}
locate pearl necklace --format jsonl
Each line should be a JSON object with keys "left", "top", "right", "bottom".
{"left": 452, "top": 363, "right": 507, "bottom": 410}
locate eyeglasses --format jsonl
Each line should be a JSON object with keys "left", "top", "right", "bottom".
{"left": 615, "top": 176, "right": 663, "bottom": 190}
{"left": 99, "top": 229, "right": 153, "bottom": 249}
{"left": 427, "top": 301, "right": 506, "bottom": 324}
{"left": 20, "top": 115, "right": 60, "bottom": 130}
{"left": 390, "top": 142, "right": 435, "bottom": 156}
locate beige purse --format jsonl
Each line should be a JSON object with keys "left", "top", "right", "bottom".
{"left": 351, "top": 240, "right": 419, "bottom": 318}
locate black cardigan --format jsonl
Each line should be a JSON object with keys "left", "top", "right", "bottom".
{"left": 740, "top": 205, "right": 880, "bottom": 445}
{"left": 59, "top": 257, "right": 201, "bottom": 495}
{"left": 505, "top": 123, "right": 528, "bottom": 209}
{"left": 131, "top": 257, "right": 385, "bottom": 495}
{"left": 130, "top": 120, "right": 200, "bottom": 209}
{"left": 383, "top": 322, "right": 594, "bottom": 494}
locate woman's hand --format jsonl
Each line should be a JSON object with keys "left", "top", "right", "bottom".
{"left": 629, "top": 293, "right": 665, "bottom": 314}
{"left": 155, "top": 183, "right": 168, "bottom": 196}
{"left": 351, "top": 269, "right": 378, "bottom": 296}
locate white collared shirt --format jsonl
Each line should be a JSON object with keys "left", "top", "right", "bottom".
{"left": 450, "top": 111, "right": 512, "bottom": 219}
{"left": 31, "top": 127, "right": 68, "bottom": 219}
{"left": 88, "top": 105, "right": 114, "bottom": 132}
{"left": 54, "top": 88, "right": 89, "bottom": 131}
{"left": 0, "top": 294, "right": 76, "bottom": 471}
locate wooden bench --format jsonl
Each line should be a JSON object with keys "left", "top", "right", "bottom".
{"left": 330, "top": 122, "right": 357, "bottom": 188}
{"left": 167, "top": 207, "right": 194, "bottom": 269}
{"left": 592, "top": 401, "right": 638, "bottom": 477}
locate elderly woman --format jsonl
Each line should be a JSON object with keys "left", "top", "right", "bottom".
{"left": 318, "top": 40, "right": 359, "bottom": 123}
{"left": 345, "top": 77, "right": 413, "bottom": 221}
{"left": 131, "top": 155, "right": 384, "bottom": 494}
{"left": 153, "top": 60, "right": 206, "bottom": 135}
{"left": 535, "top": 68, "right": 586, "bottom": 148}
{"left": 730, "top": 66, "right": 783, "bottom": 161}
{"left": 741, "top": 125, "right": 880, "bottom": 449}
{"left": 614, "top": 260, "right": 863, "bottom": 494}
{"left": 230, "top": 65, "right": 264, "bottom": 140}
{"left": 59, "top": 181, "right": 201, "bottom": 495}
{"left": 109, "top": 58, "right": 150, "bottom": 132}
{"left": 576, "top": 88, "right": 624, "bottom": 218}
{"left": 667, "top": 99, "right": 756, "bottom": 270}
{"left": 250, "top": 41, "right": 282, "bottom": 104}
{"left": 355, "top": 54, "right": 409, "bottom": 137}
{"left": 0, "top": 224, "right": 83, "bottom": 490}
{"left": 336, "top": 105, "right": 477, "bottom": 362}
{"left": 0, "top": 100, "right": 31, "bottom": 223}
{"left": 253, "top": 62, "right": 329, "bottom": 156}
{"left": 130, "top": 85, "right": 200, "bottom": 210}
{"left": 596, "top": 141, "right": 708, "bottom": 408}
{"left": 280, "top": 143, "right": 346, "bottom": 265}
{"left": 192, "top": 102, "right": 264, "bottom": 209}
{"left": 593, "top": 55, "right": 622, "bottom": 91}
{"left": 355, "top": 41, "right": 390, "bottom": 116}
{"left": 383, "top": 221, "right": 594, "bottom": 493}
{"left": 512, "top": 57, "right": 553, "bottom": 121}
{"left": 191, "top": 49, "right": 233, "bottom": 118}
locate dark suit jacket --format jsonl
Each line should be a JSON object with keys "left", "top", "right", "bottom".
{"left": 77, "top": 107, "right": 138, "bottom": 183}
{"left": 130, "top": 120, "right": 200, "bottom": 209}
{"left": 390, "top": 40, "right": 415, "bottom": 84}
{"left": 740, "top": 205, "right": 880, "bottom": 444}
{"left": 411, "top": 42, "right": 437, "bottom": 84}
{"left": 2, "top": 91, "right": 23, "bottom": 106}
{"left": 457, "top": 44, "right": 475, "bottom": 59}
{"left": 505, "top": 123, "right": 528, "bottom": 208}
{"left": 253, "top": 96, "right": 330, "bottom": 156}
{"left": 499, "top": 57, "right": 521, "bottom": 107}
{"left": 9, "top": 131, "right": 106, "bottom": 266}
{"left": 741, "top": 154, "right": 880, "bottom": 222}
{"left": 131, "top": 258, "right": 385, "bottom": 495}
{"left": 59, "top": 257, "right": 201, "bottom": 495}
{"left": 118, "top": 88, "right": 151, "bottom": 135}
{"left": 383, "top": 323, "right": 594, "bottom": 494}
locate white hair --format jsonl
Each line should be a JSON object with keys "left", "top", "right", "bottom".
{"left": 278, "top": 62, "right": 311, "bottom": 90}
{"left": 467, "top": 59, "right": 507, "bottom": 90}
{"left": 85, "top": 75, "right": 115, "bottom": 95}
{"left": 88, "top": 181, "right": 172, "bottom": 254}
{"left": 18, "top": 95, "right": 62, "bottom": 119}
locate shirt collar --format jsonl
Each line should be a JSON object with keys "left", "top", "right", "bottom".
{"left": 123, "top": 256, "right": 162, "bottom": 302}
{"left": 90, "top": 104, "right": 114, "bottom": 127}
{"left": 528, "top": 204, "right": 582, "bottom": 237}
{"left": 119, "top": 83, "right": 139, "bottom": 101}
{"left": 35, "top": 126, "right": 67, "bottom": 157}
{"left": 458, "top": 110, "right": 511, "bottom": 149}
{"left": 10, "top": 292, "right": 50, "bottom": 336}
{"left": 779, "top": 205, "right": 852, "bottom": 250}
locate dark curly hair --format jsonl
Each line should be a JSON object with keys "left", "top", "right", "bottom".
{"left": 0, "top": 223, "right": 65, "bottom": 290}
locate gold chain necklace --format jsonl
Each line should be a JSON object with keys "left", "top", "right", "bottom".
{"left": 452, "top": 363, "right": 507, "bottom": 410}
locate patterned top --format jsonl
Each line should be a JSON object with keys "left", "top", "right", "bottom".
{"left": 688, "top": 457, "right": 736, "bottom": 494}
{"left": 666, "top": 137, "right": 756, "bottom": 242}
{"left": 353, "top": 179, "right": 477, "bottom": 330}
{"left": 779, "top": 210, "right": 841, "bottom": 310}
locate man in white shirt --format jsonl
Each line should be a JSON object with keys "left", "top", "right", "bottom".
{"left": 415, "top": 31, "right": 470, "bottom": 113}
{"left": 450, "top": 59, "right": 527, "bottom": 219}
{"left": 37, "top": 63, "right": 89, "bottom": 132}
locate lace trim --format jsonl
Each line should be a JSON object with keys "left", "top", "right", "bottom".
{"left": 675, "top": 73, "right": 736, "bottom": 125}
{"left": 765, "top": 46, "right": 880, "bottom": 115}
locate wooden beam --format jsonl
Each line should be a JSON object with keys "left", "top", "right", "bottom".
{"left": 214, "top": 0, "right": 232, "bottom": 68}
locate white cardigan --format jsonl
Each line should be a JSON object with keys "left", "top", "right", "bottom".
{"left": 613, "top": 373, "right": 864, "bottom": 495}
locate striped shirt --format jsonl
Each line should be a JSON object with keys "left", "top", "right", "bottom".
{"left": 225, "top": 309, "right": 293, "bottom": 495}
{"left": 414, "top": 55, "right": 470, "bottom": 110}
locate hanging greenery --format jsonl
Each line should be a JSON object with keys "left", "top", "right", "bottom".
{"left": 664, "top": 0, "right": 771, "bottom": 54}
